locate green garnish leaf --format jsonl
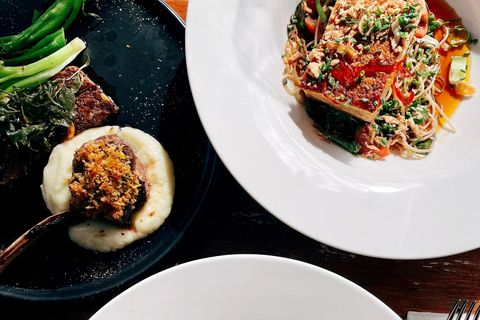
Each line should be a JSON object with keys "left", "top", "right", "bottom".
{"left": 70, "top": 72, "right": 83, "bottom": 94}
{"left": 0, "top": 79, "right": 76, "bottom": 157}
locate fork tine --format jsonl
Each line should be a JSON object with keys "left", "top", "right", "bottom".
{"left": 456, "top": 300, "right": 469, "bottom": 320}
{"left": 475, "top": 303, "right": 480, "bottom": 320}
{"left": 447, "top": 299, "right": 461, "bottom": 320}
{"left": 466, "top": 301, "right": 477, "bottom": 319}
{"left": 446, "top": 299, "right": 480, "bottom": 320}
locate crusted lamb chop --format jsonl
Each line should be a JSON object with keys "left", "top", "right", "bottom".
{"left": 0, "top": 133, "right": 150, "bottom": 272}
{"left": 68, "top": 134, "right": 149, "bottom": 227}
{"left": 0, "top": 66, "right": 118, "bottom": 186}
{"left": 0, "top": 134, "right": 149, "bottom": 272}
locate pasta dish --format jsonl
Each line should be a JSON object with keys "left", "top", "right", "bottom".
{"left": 283, "top": 0, "right": 476, "bottom": 159}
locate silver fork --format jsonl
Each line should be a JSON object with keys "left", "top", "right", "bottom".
{"left": 447, "top": 299, "right": 480, "bottom": 320}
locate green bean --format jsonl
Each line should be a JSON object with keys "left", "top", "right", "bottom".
{"left": 22, "top": 0, "right": 71, "bottom": 34}
{"left": 63, "top": 0, "right": 85, "bottom": 30}
{"left": 0, "top": 1, "right": 65, "bottom": 45}
{"left": 3, "top": 29, "right": 66, "bottom": 66}
{"left": 25, "top": 29, "right": 65, "bottom": 56}
{"left": 0, "top": 35, "right": 16, "bottom": 43}
{"left": 23, "top": 9, "right": 70, "bottom": 45}
{"left": 0, "top": 0, "right": 74, "bottom": 56}
{"left": 31, "top": 9, "right": 40, "bottom": 25}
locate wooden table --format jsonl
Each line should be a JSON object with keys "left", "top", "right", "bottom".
{"left": 2, "top": 1, "right": 480, "bottom": 319}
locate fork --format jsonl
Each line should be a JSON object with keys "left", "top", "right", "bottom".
{"left": 447, "top": 299, "right": 480, "bottom": 320}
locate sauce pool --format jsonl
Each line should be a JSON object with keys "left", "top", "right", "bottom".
{"left": 428, "top": 0, "right": 472, "bottom": 127}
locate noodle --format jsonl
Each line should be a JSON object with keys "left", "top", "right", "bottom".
{"left": 282, "top": 0, "right": 475, "bottom": 159}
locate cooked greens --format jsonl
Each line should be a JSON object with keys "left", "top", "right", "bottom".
{"left": 0, "top": 76, "right": 79, "bottom": 157}
{"left": 305, "top": 97, "right": 362, "bottom": 154}
{"left": 291, "top": 2, "right": 306, "bottom": 33}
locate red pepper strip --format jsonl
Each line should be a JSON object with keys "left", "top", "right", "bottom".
{"left": 396, "top": 62, "right": 412, "bottom": 78}
{"left": 409, "top": 90, "right": 415, "bottom": 103}
{"left": 393, "top": 60, "right": 415, "bottom": 105}
{"left": 398, "top": 66, "right": 412, "bottom": 78}
{"left": 407, "top": 90, "right": 415, "bottom": 104}
{"left": 394, "top": 83, "right": 415, "bottom": 105}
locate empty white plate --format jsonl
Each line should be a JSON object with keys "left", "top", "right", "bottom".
{"left": 90, "top": 254, "right": 400, "bottom": 320}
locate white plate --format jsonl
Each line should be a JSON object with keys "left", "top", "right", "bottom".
{"left": 185, "top": 0, "right": 480, "bottom": 259}
{"left": 90, "top": 254, "right": 400, "bottom": 320}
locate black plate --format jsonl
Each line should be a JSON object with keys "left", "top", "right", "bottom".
{"left": 0, "top": 0, "right": 218, "bottom": 300}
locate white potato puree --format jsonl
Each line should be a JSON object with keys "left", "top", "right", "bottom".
{"left": 40, "top": 126, "right": 175, "bottom": 253}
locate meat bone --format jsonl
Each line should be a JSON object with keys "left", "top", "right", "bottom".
{"left": 0, "top": 210, "right": 78, "bottom": 273}
{"left": 0, "top": 135, "right": 148, "bottom": 273}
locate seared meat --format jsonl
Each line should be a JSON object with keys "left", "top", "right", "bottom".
{"left": 53, "top": 66, "right": 119, "bottom": 134}
{"left": 69, "top": 134, "right": 149, "bottom": 227}
{"left": 0, "top": 67, "right": 118, "bottom": 186}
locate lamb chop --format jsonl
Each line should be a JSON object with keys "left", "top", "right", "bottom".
{"left": 69, "top": 134, "right": 149, "bottom": 228}
{"left": 0, "top": 133, "right": 149, "bottom": 273}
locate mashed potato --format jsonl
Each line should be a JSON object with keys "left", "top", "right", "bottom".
{"left": 40, "top": 126, "right": 175, "bottom": 252}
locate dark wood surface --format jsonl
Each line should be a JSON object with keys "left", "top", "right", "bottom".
{"left": 1, "top": 1, "right": 479, "bottom": 319}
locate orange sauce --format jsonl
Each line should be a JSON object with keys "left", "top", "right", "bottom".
{"left": 428, "top": 0, "right": 472, "bottom": 126}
